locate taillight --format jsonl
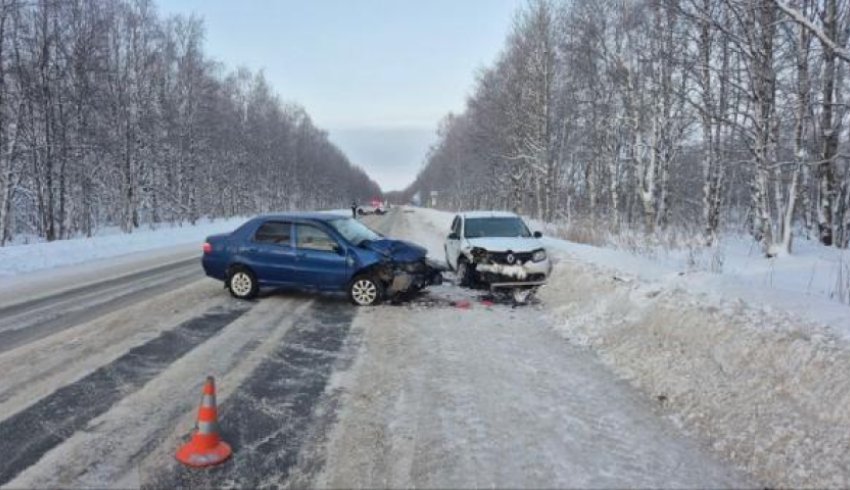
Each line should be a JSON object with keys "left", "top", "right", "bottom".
{"left": 202, "top": 242, "right": 212, "bottom": 254}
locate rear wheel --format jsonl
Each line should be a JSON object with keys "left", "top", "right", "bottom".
{"left": 228, "top": 266, "right": 258, "bottom": 300}
{"left": 349, "top": 275, "right": 384, "bottom": 306}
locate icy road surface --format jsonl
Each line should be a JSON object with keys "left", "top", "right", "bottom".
{"left": 0, "top": 208, "right": 751, "bottom": 488}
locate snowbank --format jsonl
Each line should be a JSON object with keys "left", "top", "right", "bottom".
{"left": 540, "top": 260, "right": 850, "bottom": 488}
{"left": 540, "top": 237, "right": 850, "bottom": 336}
{"left": 0, "top": 217, "right": 249, "bottom": 277}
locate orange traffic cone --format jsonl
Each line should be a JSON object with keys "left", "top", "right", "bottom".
{"left": 175, "top": 376, "right": 232, "bottom": 468}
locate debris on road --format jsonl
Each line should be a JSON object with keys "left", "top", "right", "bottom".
{"left": 451, "top": 299, "right": 472, "bottom": 309}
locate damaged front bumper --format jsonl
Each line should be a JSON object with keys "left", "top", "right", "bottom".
{"left": 379, "top": 258, "right": 445, "bottom": 296}
{"left": 468, "top": 248, "right": 551, "bottom": 290}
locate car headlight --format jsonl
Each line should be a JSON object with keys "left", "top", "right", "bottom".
{"left": 532, "top": 249, "right": 547, "bottom": 262}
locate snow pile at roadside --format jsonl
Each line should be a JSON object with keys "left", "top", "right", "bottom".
{"left": 0, "top": 217, "right": 248, "bottom": 277}
{"left": 540, "top": 260, "right": 850, "bottom": 488}
{"left": 541, "top": 237, "right": 850, "bottom": 335}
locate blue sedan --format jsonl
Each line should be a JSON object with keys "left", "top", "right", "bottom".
{"left": 201, "top": 213, "right": 442, "bottom": 305}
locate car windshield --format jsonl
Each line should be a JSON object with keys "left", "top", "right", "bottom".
{"left": 464, "top": 217, "right": 531, "bottom": 238}
{"left": 327, "top": 217, "right": 381, "bottom": 246}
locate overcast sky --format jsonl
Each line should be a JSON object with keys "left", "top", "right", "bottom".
{"left": 158, "top": 0, "right": 522, "bottom": 192}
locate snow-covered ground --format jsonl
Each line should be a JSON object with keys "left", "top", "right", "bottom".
{"left": 318, "top": 290, "right": 748, "bottom": 488}
{"left": 0, "top": 217, "right": 250, "bottom": 277}
{"left": 408, "top": 205, "right": 850, "bottom": 487}
{"left": 541, "top": 235, "right": 850, "bottom": 332}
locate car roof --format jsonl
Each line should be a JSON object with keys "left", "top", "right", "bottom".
{"left": 254, "top": 212, "right": 349, "bottom": 222}
{"left": 460, "top": 210, "right": 519, "bottom": 219}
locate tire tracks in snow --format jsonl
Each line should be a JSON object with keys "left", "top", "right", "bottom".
{"left": 141, "top": 299, "right": 358, "bottom": 489}
{"left": 0, "top": 257, "right": 202, "bottom": 354}
{"left": 0, "top": 303, "right": 249, "bottom": 486}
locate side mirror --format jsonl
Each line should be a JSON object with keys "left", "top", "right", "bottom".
{"left": 447, "top": 232, "right": 459, "bottom": 240}
{"left": 333, "top": 244, "right": 345, "bottom": 255}
{"left": 533, "top": 231, "right": 543, "bottom": 238}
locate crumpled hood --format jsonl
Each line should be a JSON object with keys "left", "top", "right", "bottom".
{"left": 464, "top": 237, "right": 543, "bottom": 253}
{"left": 363, "top": 239, "right": 428, "bottom": 262}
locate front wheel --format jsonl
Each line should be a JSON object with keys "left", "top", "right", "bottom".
{"left": 228, "top": 266, "right": 258, "bottom": 300}
{"left": 456, "top": 258, "right": 472, "bottom": 287}
{"left": 349, "top": 275, "right": 384, "bottom": 306}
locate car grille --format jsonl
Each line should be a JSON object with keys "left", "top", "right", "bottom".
{"left": 478, "top": 272, "right": 546, "bottom": 283}
{"left": 486, "top": 251, "right": 534, "bottom": 264}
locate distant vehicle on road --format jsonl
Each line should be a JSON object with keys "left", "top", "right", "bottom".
{"left": 202, "top": 213, "right": 441, "bottom": 305}
{"left": 357, "top": 198, "right": 387, "bottom": 216}
{"left": 444, "top": 211, "right": 552, "bottom": 303}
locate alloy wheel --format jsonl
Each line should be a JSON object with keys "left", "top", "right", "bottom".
{"left": 230, "top": 272, "right": 253, "bottom": 297}
{"left": 351, "top": 279, "right": 378, "bottom": 305}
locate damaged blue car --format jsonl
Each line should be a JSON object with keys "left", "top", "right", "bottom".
{"left": 201, "top": 213, "right": 442, "bottom": 305}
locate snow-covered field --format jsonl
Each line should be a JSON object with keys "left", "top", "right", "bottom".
{"left": 0, "top": 217, "right": 249, "bottom": 277}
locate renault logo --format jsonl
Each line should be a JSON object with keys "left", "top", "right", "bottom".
{"left": 506, "top": 253, "right": 516, "bottom": 264}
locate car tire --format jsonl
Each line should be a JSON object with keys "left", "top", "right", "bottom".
{"left": 456, "top": 258, "right": 472, "bottom": 287}
{"left": 349, "top": 274, "right": 384, "bottom": 306}
{"left": 228, "top": 266, "right": 258, "bottom": 300}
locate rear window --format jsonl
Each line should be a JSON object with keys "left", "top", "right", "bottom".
{"left": 254, "top": 221, "right": 291, "bottom": 245}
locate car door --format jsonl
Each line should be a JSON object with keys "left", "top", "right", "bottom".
{"left": 240, "top": 220, "right": 297, "bottom": 285}
{"left": 293, "top": 223, "right": 349, "bottom": 290}
{"left": 445, "top": 215, "right": 462, "bottom": 270}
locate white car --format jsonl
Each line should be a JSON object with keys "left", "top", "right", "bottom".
{"left": 444, "top": 211, "right": 552, "bottom": 301}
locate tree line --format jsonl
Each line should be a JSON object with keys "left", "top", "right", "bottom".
{"left": 410, "top": 0, "right": 850, "bottom": 254}
{"left": 0, "top": 0, "right": 381, "bottom": 245}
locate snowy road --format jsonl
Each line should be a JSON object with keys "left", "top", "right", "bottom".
{"left": 0, "top": 208, "right": 751, "bottom": 488}
{"left": 0, "top": 256, "right": 201, "bottom": 354}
